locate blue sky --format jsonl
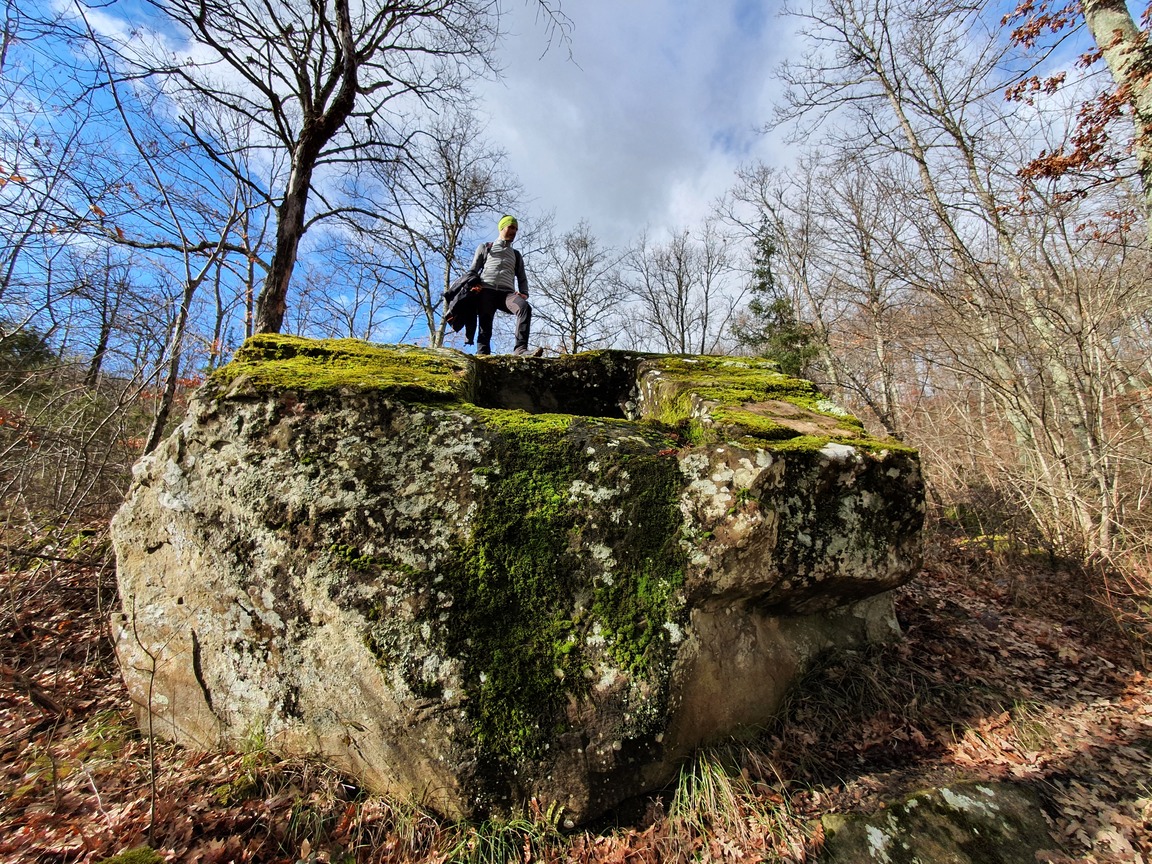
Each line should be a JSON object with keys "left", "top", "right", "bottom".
{"left": 473, "top": 0, "right": 792, "bottom": 242}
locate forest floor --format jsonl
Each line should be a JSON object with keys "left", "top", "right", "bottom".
{"left": 1, "top": 536, "right": 1150, "bottom": 863}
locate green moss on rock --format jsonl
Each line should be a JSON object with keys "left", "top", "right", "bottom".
{"left": 97, "top": 848, "right": 164, "bottom": 864}
{"left": 206, "top": 337, "right": 909, "bottom": 762}
{"left": 431, "top": 412, "right": 688, "bottom": 765}
{"left": 638, "top": 355, "right": 871, "bottom": 446}
{"left": 820, "top": 782, "right": 1058, "bottom": 863}
{"left": 208, "top": 334, "right": 472, "bottom": 401}
{"left": 329, "top": 542, "right": 377, "bottom": 573}
{"left": 207, "top": 337, "right": 901, "bottom": 454}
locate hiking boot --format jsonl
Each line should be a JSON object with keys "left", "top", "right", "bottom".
{"left": 514, "top": 346, "right": 544, "bottom": 357}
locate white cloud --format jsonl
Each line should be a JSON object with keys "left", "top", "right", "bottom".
{"left": 52, "top": 0, "right": 797, "bottom": 249}
{"left": 476, "top": 0, "right": 795, "bottom": 242}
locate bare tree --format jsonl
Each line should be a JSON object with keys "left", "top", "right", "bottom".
{"left": 340, "top": 111, "right": 524, "bottom": 346}
{"left": 66, "top": 7, "right": 245, "bottom": 452}
{"left": 725, "top": 156, "right": 923, "bottom": 438}
{"left": 775, "top": 0, "right": 1152, "bottom": 557}
{"left": 814, "top": 158, "right": 918, "bottom": 438}
{"left": 289, "top": 237, "right": 410, "bottom": 341}
{"left": 0, "top": 5, "right": 232, "bottom": 534}
{"left": 723, "top": 161, "right": 840, "bottom": 386}
{"left": 624, "top": 227, "right": 742, "bottom": 355}
{"left": 531, "top": 221, "right": 627, "bottom": 353}
{"left": 1004, "top": 0, "right": 1152, "bottom": 239}
{"left": 61, "top": 249, "right": 134, "bottom": 388}
{"left": 65, "top": 0, "right": 570, "bottom": 334}
{"left": 0, "top": 5, "right": 115, "bottom": 312}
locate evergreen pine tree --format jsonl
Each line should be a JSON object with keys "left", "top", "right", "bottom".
{"left": 733, "top": 220, "right": 817, "bottom": 377}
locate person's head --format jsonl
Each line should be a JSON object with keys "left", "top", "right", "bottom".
{"left": 498, "top": 214, "right": 518, "bottom": 242}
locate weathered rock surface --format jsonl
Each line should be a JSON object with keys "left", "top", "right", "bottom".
{"left": 820, "top": 781, "right": 1059, "bottom": 863}
{"left": 111, "top": 335, "right": 924, "bottom": 824}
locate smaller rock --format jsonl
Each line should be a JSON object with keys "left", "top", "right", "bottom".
{"left": 820, "top": 781, "right": 1059, "bottom": 864}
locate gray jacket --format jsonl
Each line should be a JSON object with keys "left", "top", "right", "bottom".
{"left": 470, "top": 240, "right": 528, "bottom": 295}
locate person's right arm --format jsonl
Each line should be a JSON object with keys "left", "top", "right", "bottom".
{"left": 467, "top": 245, "right": 487, "bottom": 291}
{"left": 469, "top": 245, "right": 486, "bottom": 276}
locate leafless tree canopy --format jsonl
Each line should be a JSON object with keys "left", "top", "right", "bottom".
{"left": 531, "top": 222, "right": 627, "bottom": 354}
{"left": 758, "top": 0, "right": 1152, "bottom": 562}
{"left": 63, "top": 0, "right": 571, "bottom": 334}
{"left": 623, "top": 227, "right": 743, "bottom": 355}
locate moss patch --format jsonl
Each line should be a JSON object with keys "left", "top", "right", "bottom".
{"left": 755, "top": 433, "right": 918, "bottom": 457}
{"left": 207, "top": 338, "right": 910, "bottom": 759}
{"left": 207, "top": 339, "right": 898, "bottom": 453}
{"left": 329, "top": 542, "right": 378, "bottom": 573}
{"left": 431, "top": 412, "right": 688, "bottom": 765}
{"left": 97, "top": 849, "right": 164, "bottom": 864}
{"left": 207, "top": 334, "right": 472, "bottom": 401}
{"left": 641, "top": 356, "right": 871, "bottom": 446}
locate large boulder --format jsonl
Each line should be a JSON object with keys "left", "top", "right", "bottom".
{"left": 111, "top": 335, "right": 923, "bottom": 825}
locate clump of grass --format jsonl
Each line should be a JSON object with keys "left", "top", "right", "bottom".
{"left": 303, "top": 794, "right": 567, "bottom": 864}
{"left": 442, "top": 804, "right": 565, "bottom": 864}
{"left": 1008, "top": 699, "right": 1055, "bottom": 753}
{"left": 340, "top": 796, "right": 445, "bottom": 863}
{"left": 663, "top": 743, "right": 807, "bottom": 861}
{"left": 669, "top": 748, "right": 750, "bottom": 842}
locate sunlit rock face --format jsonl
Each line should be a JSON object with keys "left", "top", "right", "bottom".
{"left": 111, "top": 335, "right": 923, "bottom": 825}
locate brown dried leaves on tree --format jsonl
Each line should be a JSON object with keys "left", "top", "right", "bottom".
{"left": 1003, "top": 0, "right": 1152, "bottom": 234}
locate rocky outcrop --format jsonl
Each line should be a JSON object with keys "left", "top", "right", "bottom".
{"left": 111, "top": 335, "right": 923, "bottom": 825}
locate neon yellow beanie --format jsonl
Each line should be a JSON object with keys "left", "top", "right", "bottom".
{"left": 498, "top": 214, "right": 518, "bottom": 232}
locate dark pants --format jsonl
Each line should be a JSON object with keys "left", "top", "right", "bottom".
{"left": 475, "top": 287, "right": 531, "bottom": 354}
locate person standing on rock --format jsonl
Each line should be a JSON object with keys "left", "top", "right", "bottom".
{"left": 468, "top": 214, "right": 541, "bottom": 357}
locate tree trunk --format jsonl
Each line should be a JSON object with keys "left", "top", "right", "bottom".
{"left": 255, "top": 163, "right": 312, "bottom": 334}
{"left": 85, "top": 318, "right": 112, "bottom": 388}
{"left": 254, "top": 0, "right": 359, "bottom": 334}
{"left": 143, "top": 276, "right": 197, "bottom": 454}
